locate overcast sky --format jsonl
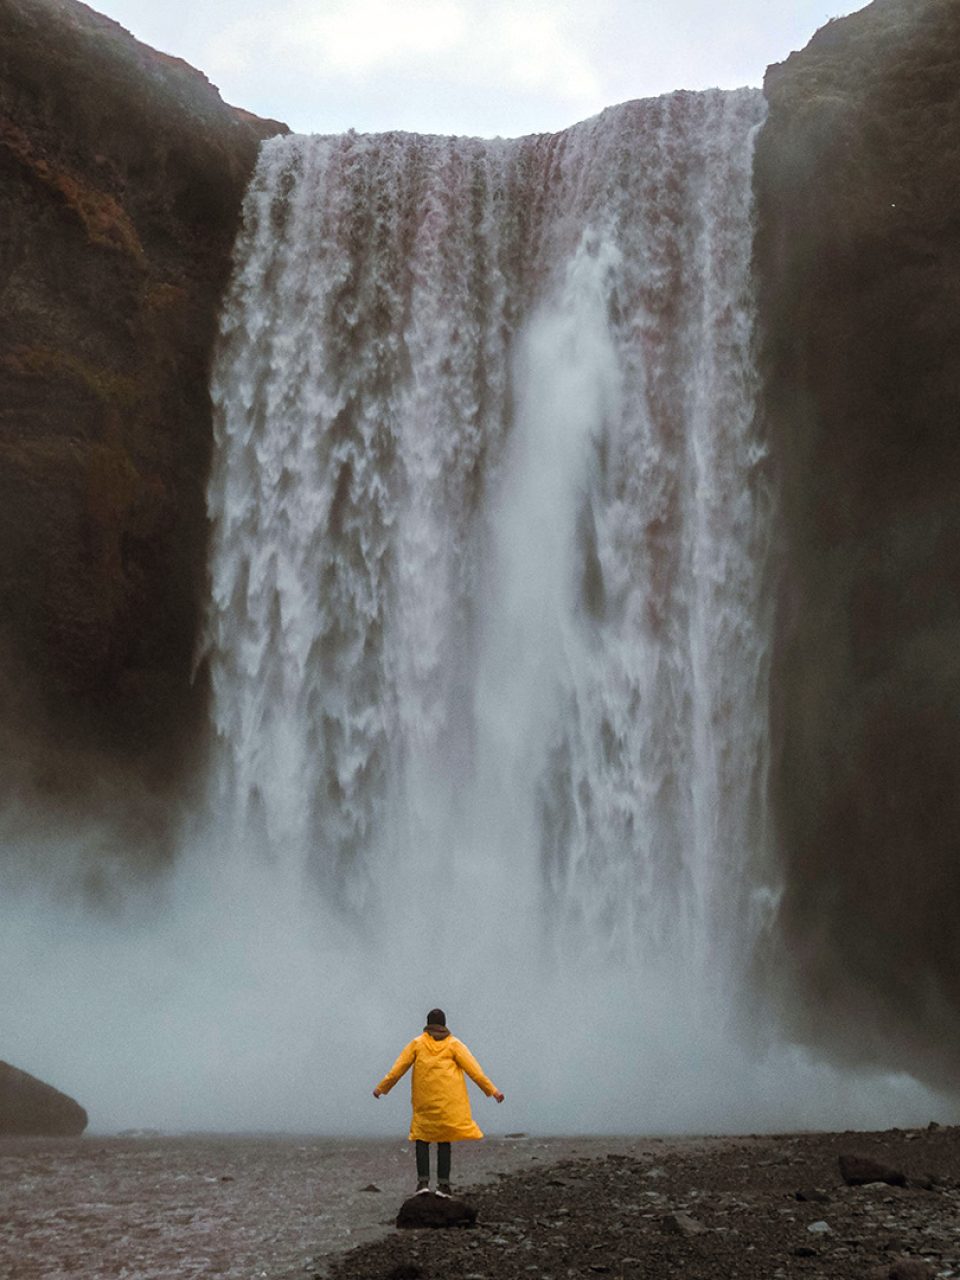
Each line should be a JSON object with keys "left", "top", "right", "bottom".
{"left": 90, "top": 0, "right": 866, "bottom": 137}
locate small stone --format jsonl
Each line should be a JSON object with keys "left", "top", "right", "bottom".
{"left": 890, "top": 1264, "right": 937, "bottom": 1280}
{"left": 866, "top": 1260, "right": 936, "bottom": 1280}
{"left": 220, "top": 1175, "right": 235, "bottom": 1182}
{"left": 360, "top": 1183, "right": 381, "bottom": 1192}
{"left": 839, "top": 1154, "right": 907, "bottom": 1187}
{"left": 661, "top": 1211, "right": 707, "bottom": 1236}
{"left": 791, "top": 1245, "right": 819, "bottom": 1257}
{"left": 806, "top": 1220, "right": 831, "bottom": 1234}
{"left": 795, "top": 1187, "right": 829, "bottom": 1203}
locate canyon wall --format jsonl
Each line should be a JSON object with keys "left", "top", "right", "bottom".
{"left": 754, "top": 0, "right": 960, "bottom": 1077}
{"left": 0, "top": 0, "right": 285, "bottom": 812}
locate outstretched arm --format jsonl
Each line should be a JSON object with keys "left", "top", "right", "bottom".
{"left": 373, "top": 1041, "right": 416, "bottom": 1097}
{"left": 453, "top": 1041, "right": 504, "bottom": 1101}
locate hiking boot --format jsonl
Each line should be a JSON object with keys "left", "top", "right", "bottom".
{"left": 415, "top": 1180, "right": 430, "bottom": 1194}
{"left": 436, "top": 1182, "right": 452, "bottom": 1197}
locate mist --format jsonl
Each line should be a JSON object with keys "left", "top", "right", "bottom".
{"left": 1, "top": 829, "right": 953, "bottom": 1135}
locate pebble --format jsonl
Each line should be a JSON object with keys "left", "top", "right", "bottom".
{"left": 661, "top": 1211, "right": 708, "bottom": 1236}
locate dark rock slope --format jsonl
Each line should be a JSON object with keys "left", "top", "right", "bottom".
{"left": 754, "top": 0, "right": 960, "bottom": 1079}
{"left": 0, "top": 0, "right": 284, "bottom": 802}
{"left": 0, "top": 1059, "right": 87, "bottom": 1135}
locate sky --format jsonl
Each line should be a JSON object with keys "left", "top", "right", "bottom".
{"left": 89, "top": 0, "right": 867, "bottom": 138}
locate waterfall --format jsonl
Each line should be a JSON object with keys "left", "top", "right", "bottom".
{"left": 209, "top": 87, "right": 771, "bottom": 955}
{"left": 2, "top": 90, "right": 947, "bottom": 1134}
{"left": 199, "top": 88, "right": 804, "bottom": 1126}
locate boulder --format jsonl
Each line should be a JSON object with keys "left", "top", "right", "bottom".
{"left": 839, "top": 1154, "right": 907, "bottom": 1188}
{"left": 0, "top": 1060, "right": 87, "bottom": 1135}
{"left": 395, "top": 1190, "right": 477, "bottom": 1229}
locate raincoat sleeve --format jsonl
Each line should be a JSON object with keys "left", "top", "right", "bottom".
{"left": 452, "top": 1041, "right": 498, "bottom": 1096}
{"left": 376, "top": 1040, "right": 417, "bottom": 1094}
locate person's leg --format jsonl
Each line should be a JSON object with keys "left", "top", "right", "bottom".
{"left": 437, "top": 1142, "right": 451, "bottom": 1192}
{"left": 415, "top": 1140, "right": 430, "bottom": 1191}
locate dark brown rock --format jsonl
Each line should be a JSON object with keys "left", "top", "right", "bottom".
{"left": 660, "top": 1211, "right": 707, "bottom": 1236}
{"left": 753, "top": 0, "right": 960, "bottom": 1083}
{"left": 395, "top": 1190, "right": 477, "bottom": 1229}
{"left": 0, "top": 0, "right": 286, "bottom": 826}
{"left": 868, "top": 1260, "right": 937, "bottom": 1280}
{"left": 839, "top": 1153, "right": 907, "bottom": 1187}
{"left": 794, "top": 1187, "right": 830, "bottom": 1203}
{"left": 0, "top": 1059, "right": 87, "bottom": 1135}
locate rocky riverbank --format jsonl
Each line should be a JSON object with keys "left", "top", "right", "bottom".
{"left": 323, "top": 1127, "right": 960, "bottom": 1280}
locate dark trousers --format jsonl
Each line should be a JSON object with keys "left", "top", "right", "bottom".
{"left": 415, "top": 1140, "right": 451, "bottom": 1182}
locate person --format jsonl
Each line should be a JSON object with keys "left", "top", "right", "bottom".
{"left": 373, "top": 1007, "right": 504, "bottom": 1195}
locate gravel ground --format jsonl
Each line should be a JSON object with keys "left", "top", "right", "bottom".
{"left": 2, "top": 1127, "right": 957, "bottom": 1279}
{"left": 0, "top": 1133, "right": 642, "bottom": 1279}
{"left": 322, "top": 1127, "right": 960, "bottom": 1280}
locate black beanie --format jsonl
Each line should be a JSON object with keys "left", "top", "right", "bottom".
{"left": 426, "top": 1008, "right": 446, "bottom": 1027}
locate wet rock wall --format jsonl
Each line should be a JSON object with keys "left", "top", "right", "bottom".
{"left": 754, "top": 0, "right": 960, "bottom": 1077}
{"left": 0, "top": 0, "right": 285, "bottom": 814}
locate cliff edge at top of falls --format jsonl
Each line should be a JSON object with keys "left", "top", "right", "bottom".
{"left": 753, "top": 0, "right": 960, "bottom": 1083}
{"left": 0, "top": 0, "right": 286, "bottom": 805}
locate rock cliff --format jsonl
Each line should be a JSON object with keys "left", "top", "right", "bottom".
{"left": 0, "top": 0, "right": 285, "bottom": 810}
{"left": 754, "top": 0, "right": 960, "bottom": 1078}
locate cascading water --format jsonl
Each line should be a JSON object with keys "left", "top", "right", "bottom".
{"left": 203, "top": 88, "right": 789, "bottom": 1124}
{"left": 1, "top": 90, "right": 949, "bottom": 1134}
{"left": 209, "top": 88, "right": 772, "bottom": 951}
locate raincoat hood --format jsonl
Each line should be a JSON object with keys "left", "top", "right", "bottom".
{"left": 424, "top": 1023, "right": 450, "bottom": 1039}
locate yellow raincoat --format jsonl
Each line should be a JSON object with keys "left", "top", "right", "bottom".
{"left": 376, "top": 1030, "right": 499, "bottom": 1142}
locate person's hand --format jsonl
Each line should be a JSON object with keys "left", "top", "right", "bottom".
{"left": 372, "top": 1088, "right": 382, "bottom": 1098}
{"left": 493, "top": 1091, "right": 504, "bottom": 1103}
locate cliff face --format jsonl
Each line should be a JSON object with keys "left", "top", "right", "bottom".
{"left": 754, "top": 0, "right": 960, "bottom": 1077}
{"left": 0, "top": 0, "right": 285, "bottom": 805}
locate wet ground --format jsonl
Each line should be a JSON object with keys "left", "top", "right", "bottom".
{"left": 328, "top": 1126, "right": 960, "bottom": 1280}
{"left": 0, "top": 1132, "right": 650, "bottom": 1279}
{"left": 2, "top": 1128, "right": 958, "bottom": 1279}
